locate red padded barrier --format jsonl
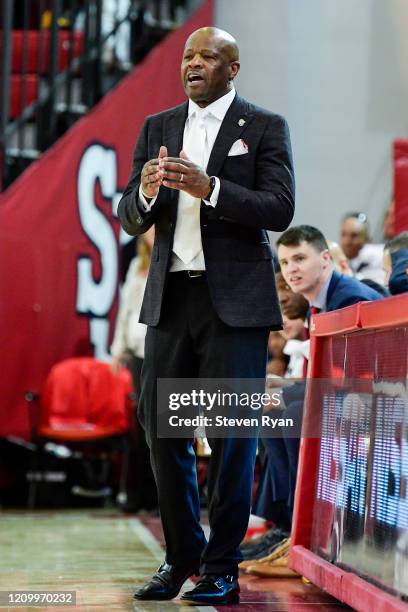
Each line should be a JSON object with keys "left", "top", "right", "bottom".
{"left": 291, "top": 295, "right": 408, "bottom": 610}
{"left": 359, "top": 293, "right": 408, "bottom": 330}
{"left": 291, "top": 332, "right": 322, "bottom": 549}
{"left": 311, "top": 303, "right": 362, "bottom": 337}
{"left": 290, "top": 546, "right": 408, "bottom": 612}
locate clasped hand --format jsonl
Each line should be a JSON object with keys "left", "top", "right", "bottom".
{"left": 141, "top": 146, "right": 211, "bottom": 199}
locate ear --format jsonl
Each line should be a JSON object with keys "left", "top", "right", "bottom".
{"left": 229, "top": 61, "right": 240, "bottom": 81}
{"left": 321, "top": 249, "right": 331, "bottom": 268}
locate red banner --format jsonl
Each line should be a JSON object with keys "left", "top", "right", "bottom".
{"left": 0, "top": 1, "right": 213, "bottom": 438}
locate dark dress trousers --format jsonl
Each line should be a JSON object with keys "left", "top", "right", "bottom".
{"left": 118, "top": 94, "right": 295, "bottom": 575}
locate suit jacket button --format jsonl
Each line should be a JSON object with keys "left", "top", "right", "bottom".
{"left": 219, "top": 216, "right": 225, "bottom": 221}
{"left": 137, "top": 217, "right": 142, "bottom": 223}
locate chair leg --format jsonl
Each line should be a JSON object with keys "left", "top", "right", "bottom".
{"left": 117, "top": 436, "right": 131, "bottom": 505}
{"left": 27, "top": 446, "right": 41, "bottom": 509}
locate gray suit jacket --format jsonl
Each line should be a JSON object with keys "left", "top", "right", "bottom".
{"left": 118, "top": 94, "right": 295, "bottom": 327}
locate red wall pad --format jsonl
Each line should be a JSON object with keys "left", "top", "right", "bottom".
{"left": 0, "top": 1, "right": 213, "bottom": 439}
{"left": 394, "top": 139, "right": 408, "bottom": 233}
{"left": 290, "top": 295, "right": 408, "bottom": 611}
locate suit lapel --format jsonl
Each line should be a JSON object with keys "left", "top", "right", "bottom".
{"left": 162, "top": 103, "right": 188, "bottom": 215}
{"left": 326, "top": 271, "right": 341, "bottom": 310}
{"left": 163, "top": 102, "right": 188, "bottom": 158}
{"left": 206, "top": 95, "right": 253, "bottom": 177}
{"left": 162, "top": 95, "right": 252, "bottom": 172}
{"left": 161, "top": 96, "right": 253, "bottom": 216}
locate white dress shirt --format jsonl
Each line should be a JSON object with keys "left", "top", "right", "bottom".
{"left": 110, "top": 256, "right": 147, "bottom": 359}
{"left": 284, "top": 339, "right": 310, "bottom": 378}
{"left": 138, "top": 87, "right": 236, "bottom": 271}
{"left": 303, "top": 270, "right": 333, "bottom": 340}
{"left": 348, "top": 243, "right": 385, "bottom": 285}
{"left": 310, "top": 271, "right": 333, "bottom": 312}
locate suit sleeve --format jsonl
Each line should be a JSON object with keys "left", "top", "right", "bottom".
{"left": 209, "top": 114, "right": 295, "bottom": 231}
{"left": 336, "top": 290, "right": 383, "bottom": 309}
{"left": 118, "top": 118, "right": 165, "bottom": 236}
{"left": 389, "top": 250, "right": 408, "bottom": 295}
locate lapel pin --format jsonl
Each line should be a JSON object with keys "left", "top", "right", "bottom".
{"left": 238, "top": 118, "right": 246, "bottom": 127}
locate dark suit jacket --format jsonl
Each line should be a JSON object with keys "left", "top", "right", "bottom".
{"left": 326, "top": 270, "right": 384, "bottom": 311}
{"left": 118, "top": 94, "right": 295, "bottom": 327}
{"left": 389, "top": 249, "right": 408, "bottom": 295}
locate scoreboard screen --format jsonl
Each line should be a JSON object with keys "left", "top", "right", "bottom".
{"left": 311, "top": 383, "right": 408, "bottom": 597}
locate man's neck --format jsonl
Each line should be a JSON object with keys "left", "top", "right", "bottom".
{"left": 195, "top": 84, "right": 234, "bottom": 108}
{"left": 303, "top": 267, "right": 333, "bottom": 304}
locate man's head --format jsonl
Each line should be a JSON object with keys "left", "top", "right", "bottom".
{"left": 181, "top": 27, "right": 240, "bottom": 107}
{"left": 383, "top": 200, "right": 395, "bottom": 241}
{"left": 383, "top": 231, "right": 408, "bottom": 286}
{"left": 277, "top": 225, "right": 332, "bottom": 302}
{"left": 327, "top": 240, "right": 353, "bottom": 276}
{"left": 276, "top": 271, "right": 308, "bottom": 320}
{"left": 340, "top": 212, "right": 370, "bottom": 260}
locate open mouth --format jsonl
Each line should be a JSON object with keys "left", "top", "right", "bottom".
{"left": 187, "top": 73, "right": 204, "bottom": 85}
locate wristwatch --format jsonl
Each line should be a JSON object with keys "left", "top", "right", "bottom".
{"left": 206, "top": 176, "right": 217, "bottom": 199}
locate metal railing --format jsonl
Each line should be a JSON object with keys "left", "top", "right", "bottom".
{"left": 0, "top": 0, "right": 198, "bottom": 191}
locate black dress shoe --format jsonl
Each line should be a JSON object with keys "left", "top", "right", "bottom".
{"left": 181, "top": 574, "right": 240, "bottom": 605}
{"left": 133, "top": 561, "right": 199, "bottom": 600}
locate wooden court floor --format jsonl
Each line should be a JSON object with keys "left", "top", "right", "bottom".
{"left": 0, "top": 509, "right": 351, "bottom": 611}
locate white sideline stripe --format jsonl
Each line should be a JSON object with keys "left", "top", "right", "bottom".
{"left": 128, "top": 518, "right": 164, "bottom": 561}
{"left": 128, "top": 518, "right": 216, "bottom": 612}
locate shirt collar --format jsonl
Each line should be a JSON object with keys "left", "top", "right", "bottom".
{"left": 188, "top": 86, "right": 236, "bottom": 122}
{"left": 311, "top": 271, "right": 333, "bottom": 312}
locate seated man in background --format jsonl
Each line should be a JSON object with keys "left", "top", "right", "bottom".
{"left": 340, "top": 212, "right": 384, "bottom": 285}
{"left": 383, "top": 200, "right": 396, "bottom": 241}
{"left": 383, "top": 231, "right": 408, "bottom": 295}
{"left": 276, "top": 269, "right": 309, "bottom": 320}
{"left": 329, "top": 239, "right": 388, "bottom": 297}
{"left": 280, "top": 224, "right": 384, "bottom": 313}
{"left": 239, "top": 272, "right": 308, "bottom": 575}
{"left": 327, "top": 240, "right": 353, "bottom": 276}
{"left": 239, "top": 226, "right": 384, "bottom": 577}
{"left": 267, "top": 331, "right": 289, "bottom": 377}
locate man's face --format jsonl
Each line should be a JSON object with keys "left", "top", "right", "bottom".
{"left": 340, "top": 218, "right": 367, "bottom": 259}
{"left": 383, "top": 202, "right": 395, "bottom": 240}
{"left": 276, "top": 271, "right": 308, "bottom": 319}
{"left": 278, "top": 241, "right": 330, "bottom": 298}
{"left": 181, "top": 31, "right": 239, "bottom": 106}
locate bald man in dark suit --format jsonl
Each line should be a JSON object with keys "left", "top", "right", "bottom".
{"left": 118, "top": 26, "right": 295, "bottom": 605}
